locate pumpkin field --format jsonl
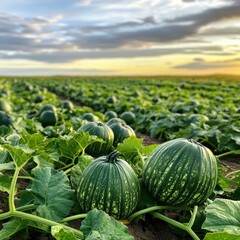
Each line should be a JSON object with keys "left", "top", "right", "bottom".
{"left": 0, "top": 76, "right": 239, "bottom": 240}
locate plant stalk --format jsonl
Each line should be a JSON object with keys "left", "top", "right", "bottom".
{"left": 128, "top": 205, "right": 190, "bottom": 222}
{"left": 9, "top": 168, "right": 20, "bottom": 212}
{"left": 63, "top": 213, "right": 87, "bottom": 222}
{"left": 151, "top": 207, "right": 200, "bottom": 240}
{"left": 13, "top": 211, "right": 84, "bottom": 239}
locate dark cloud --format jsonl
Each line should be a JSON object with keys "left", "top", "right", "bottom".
{"left": 73, "top": 16, "right": 157, "bottom": 34}
{"left": 72, "top": 23, "right": 198, "bottom": 49}
{"left": 0, "top": 46, "right": 229, "bottom": 63}
{"left": 167, "top": 2, "right": 240, "bottom": 27}
{"left": 69, "top": 1, "right": 240, "bottom": 49}
{"left": 200, "top": 26, "right": 240, "bottom": 36}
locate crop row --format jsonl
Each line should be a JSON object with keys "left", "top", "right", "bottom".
{"left": 0, "top": 77, "right": 239, "bottom": 240}
{"left": 27, "top": 76, "right": 240, "bottom": 154}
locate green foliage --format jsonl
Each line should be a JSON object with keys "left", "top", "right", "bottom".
{"left": 51, "top": 225, "right": 80, "bottom": 240}
{"left": 202, "top": 199, "right": 240, "bottom": 234}
{"left": 203, "top": 232, "right": 240, "bottom": 240}
{"left": 0, "top": 218, "right": 28, "bottom": 239}
{"left": 3, "top": 144, "right": 35, "bottom": 168}
{"left": 30, "top": 167, "right": 74, "bottom": 221}
{"left": 117, "top": 136, "right": 157, "bottom": 175}
{"left": 80, "top": 209, "right": 134, "bottom": 240}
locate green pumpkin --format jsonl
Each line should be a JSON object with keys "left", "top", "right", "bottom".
{"left": 78, "top": 121, "right": 114, "bottom": 156}
{"left": 39, "top": 104, "right": 56, "bottom": 115}
{"left": 77, "top": 150, "right": 140, "bottom": 219}
{"left": 104, "top": 111, "right": 118, "bottom": 121}
{"left": 143, "top": 138, "right": 218, "bottom": 206}
{"left": 40, "top": 110, "right": 58, "bottom": 127}
{"left": 62, "top": 100, "right": 74, "bottom": 110}
{"left": 120, "top": 111, "right": 136, "bottom": 125}
{"left": 107, "top": 117, "right": 125, "bottom": 126}
{"left": 82, "top": 113, "right": 99, "bottom": 122}
{"left": 109, "top": 123, "right": 135, "bottom": 147}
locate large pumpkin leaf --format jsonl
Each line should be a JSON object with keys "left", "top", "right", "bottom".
{"left": 80, "top": 209, "right": 134, "bottom": 240}
{"left": 30, "top": 167, "right": 74, "bottom": 221}
{"left": 202, "top": 199, "right": 240, "bottom": 234}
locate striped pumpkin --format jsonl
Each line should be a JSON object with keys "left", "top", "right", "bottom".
{"left": 143, "top": 138, "right": 218, "bottom": 206}
{"left": 77, "top": 150, "right": 140, "bottom": 219}
{"left": 78, "top": 121, "right": 114, "bottom": 156}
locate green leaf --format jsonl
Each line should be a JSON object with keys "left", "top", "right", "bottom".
{"left": 21, "top": 130, "right": 46, "bottom": 149}
{"left": 204, "top": 232, "right": 240, "bottom": 240}
{"left": 30, "top": 167, "right": 74, "bottom": 221}
{"left": 202, "top": 199, "right": 240, "bottom": 234}
{"left": 0, "top": 149, "right": 11, "bottom": 163}
{"left": 80, "top": 209, "right": 134, "bottom": 240}
{"left": 18, "top": 190, "right": 35, "bottom": 207}
{"left": 0, "top": 125, "right": 11, "bottom": 137}
{"left": 59, "top": 131, "right": 102, "bottom": 160}
{"left": 117, "top": 136, "right": 157, "bottom": 175}
{"left": 0, "top": 218, "right": 28, "bottom": 239}
{"left": 33, "top": 154, "right": 54, "bottom": 168}
{"left": 3, "top": 144, "right": 35, "bottom": 168}
{"left": 73, "top": 131, "right": 103, "bottom": 153}
{"left": 51, "top": 225, "right": 81, "bottom": 240}
{"left": 0, "top": 174, "right": 14, "bottom": 193}
{"left": 70, "top": 155, "right": 94, "bottom": 190}
{"left": 117, "top": 137, "right": 157, "bottom": 162}
{"left": 0, "top": 162, "right": 15, "bottom": 171}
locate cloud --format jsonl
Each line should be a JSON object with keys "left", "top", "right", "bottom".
{"left": 0, "top": 67, "right": 113, "bottom": 76}
{"left": 0, "top": 0, "right": 239, "bottom": 64}
{"left": 200, "top": 26, "right": 240, "bottom": 36}
{"left": 174, "top": 58, "right": 239, "bottom": 70}
{"left": 167, "top": 1, "right": 240, "bottom": 28}
{"left": 75, "top": 0, "right": 92, "bottom": 6}
{"left": 0, "top": 46, "right": 229, "bottom": 63}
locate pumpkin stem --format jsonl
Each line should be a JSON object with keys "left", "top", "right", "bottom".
{"left": 187, "top": 139, "right": 203, "bottom": 147}
{"left": 107, "top": 150, "right": 122, "bottom": 163}
{"left": 97, "top": 121, "right": 104, "bottom": 126}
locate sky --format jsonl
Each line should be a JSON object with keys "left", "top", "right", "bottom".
{"left": 0, "top": 0, "right": 240, "bottom": 76}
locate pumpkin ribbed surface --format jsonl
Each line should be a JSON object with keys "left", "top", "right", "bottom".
{"left": 143, "top": 138, "right": 218, "bottom": 206}
{"left": 77, "top": 151, "right": 140, "bottom": 219}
